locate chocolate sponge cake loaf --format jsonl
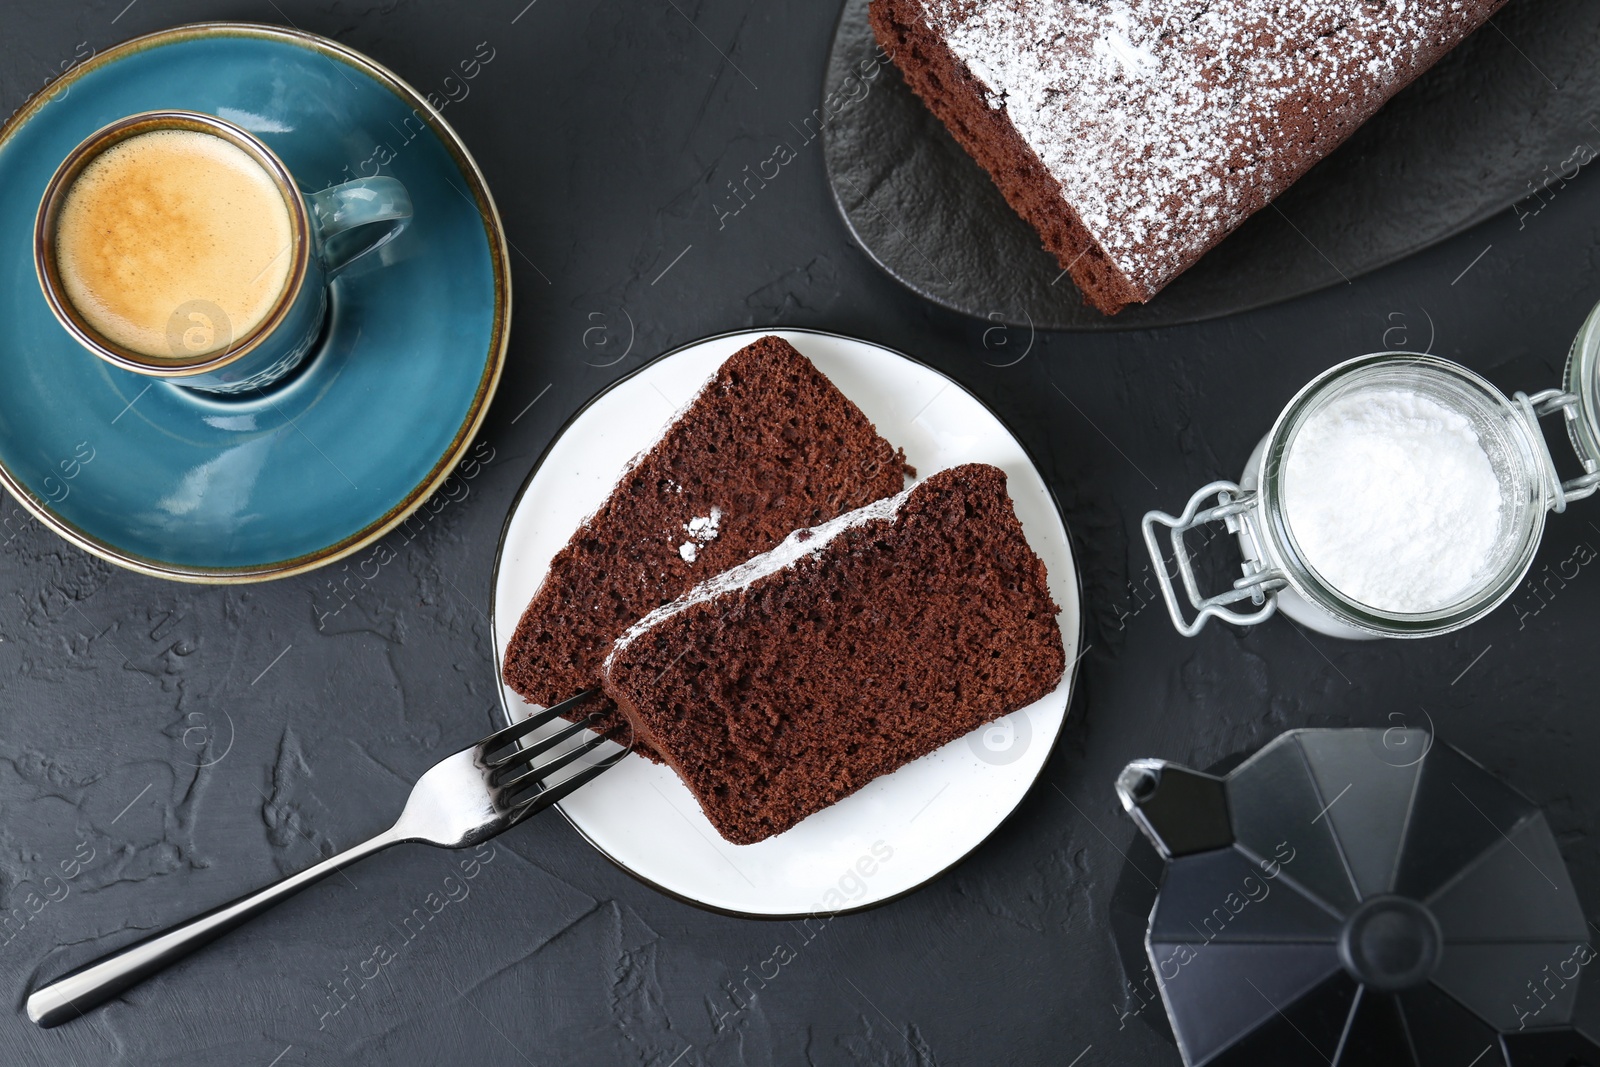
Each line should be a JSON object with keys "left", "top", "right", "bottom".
{"left": 502, "top": 336, "right": 907, "bottom": 744}
{"left": 602, "top": 463, "right": 1065, "bottom": 844}
{"left": 870, "top": 0, "right": 1506, "bottom": 314}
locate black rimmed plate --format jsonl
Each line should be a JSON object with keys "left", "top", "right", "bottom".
{"left": 491, "top": 329, "right": 1081, "bottom": 917}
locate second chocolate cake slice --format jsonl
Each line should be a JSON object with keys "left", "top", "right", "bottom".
{"left": 502, "top": 335, "right": 906, "bottom": 743}
{"left": 602, "top": 463, "right": 1065, "bottom": 844}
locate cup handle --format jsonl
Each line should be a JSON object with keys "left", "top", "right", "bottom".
{"left": 307, "top": 176, "right": 413, "bottom": 277}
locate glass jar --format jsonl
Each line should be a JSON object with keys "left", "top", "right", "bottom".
{"left": 1143, "top": 301, "right": 1600, "bottom": 639}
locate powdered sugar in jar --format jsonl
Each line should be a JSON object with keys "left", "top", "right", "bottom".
{"left": 1281, "top": 385, "right": 1505, "bottom": 614}
{"left": 1143, "top": 344, "right": 1600, "bottom": 639}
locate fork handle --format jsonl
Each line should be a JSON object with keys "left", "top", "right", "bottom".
{"left": 26, "top": 828, "right": 400, "bottom": 1028}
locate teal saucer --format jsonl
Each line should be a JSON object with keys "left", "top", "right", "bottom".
{"left": 0, "top": 23, "right": 508, "bottom": 582}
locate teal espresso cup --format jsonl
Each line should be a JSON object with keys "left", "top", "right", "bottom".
{"left": 35, "top": 110, "right": 411, "bottom": 395}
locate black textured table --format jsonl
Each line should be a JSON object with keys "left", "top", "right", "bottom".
{"left": 4, "top": 2, "right": 1598, "bottom": 1065}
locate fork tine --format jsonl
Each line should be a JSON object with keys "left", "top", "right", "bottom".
{"left": 497, "top": 730, "right": 617, "bottom": 795}
{"left": 486, "top": 710, "right": 604, "bottom": 772}
{"left": 508, "top": 744, "right": 632, "bottom": 824}
{"left": 477, "top": 690, "right": 598, "bottom": 755}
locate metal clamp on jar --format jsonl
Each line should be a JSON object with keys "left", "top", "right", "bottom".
{"left": 1143, "top": 302, "right": 1600, "bottom": 639}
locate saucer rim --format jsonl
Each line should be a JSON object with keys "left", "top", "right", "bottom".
{"left": 0, "top": 21, "right": 510, "bottom": 584}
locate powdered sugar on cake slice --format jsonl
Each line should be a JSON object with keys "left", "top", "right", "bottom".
{"left": 607, "top": 486, "right": 913, "bottom": 671}
{"left": 676, "top": 507, "right": 722, "bottom": 563}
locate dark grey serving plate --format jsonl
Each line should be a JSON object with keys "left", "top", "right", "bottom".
{"left": 823, "top": 0, "right": 1600, "bottom": 330}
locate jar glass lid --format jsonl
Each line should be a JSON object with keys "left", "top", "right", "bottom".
{"left": 1260, "top": 356, "right": 1547, "bottom": 632}
{"left": 1563, "top": 297, "right": 1600, "bottom": 475}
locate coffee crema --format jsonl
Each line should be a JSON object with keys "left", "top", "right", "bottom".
{"left": 53, "top": 128, "right": 296, "bottom": 360}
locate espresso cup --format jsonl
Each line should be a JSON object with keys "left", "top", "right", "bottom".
{"left": 35, "top": 110, "right": 412, "bottom": 395}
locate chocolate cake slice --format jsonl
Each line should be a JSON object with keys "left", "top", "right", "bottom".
{"left": 870, "top": 0, "right": 1506, "bottom": 314}
{"left": 502, "top": 336, "right": 907, "bottom": 744}
{"left": 602, "top": 463, "right": 1065, "bottom": 845}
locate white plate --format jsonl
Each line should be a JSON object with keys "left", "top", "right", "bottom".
{"left": 491, "top": 329, "right": 1081, "bottom": 916}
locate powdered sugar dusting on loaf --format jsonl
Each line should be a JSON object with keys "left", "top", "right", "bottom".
{"left": 605, "top": 485, "right": 914, "bottom": 670}
{"left": 915, "top": 0, "right": 1485, "bottom": 294}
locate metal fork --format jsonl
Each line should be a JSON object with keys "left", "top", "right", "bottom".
{"left": 26, "top": 691, "right": 626, "bottom": 1028}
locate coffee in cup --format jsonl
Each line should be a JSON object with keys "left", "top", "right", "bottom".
{"left": 36, "top": 111, "right": 412, "bottom": 394}
{"left": 53, "top": 127, "right": 295, "bottom": 360}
